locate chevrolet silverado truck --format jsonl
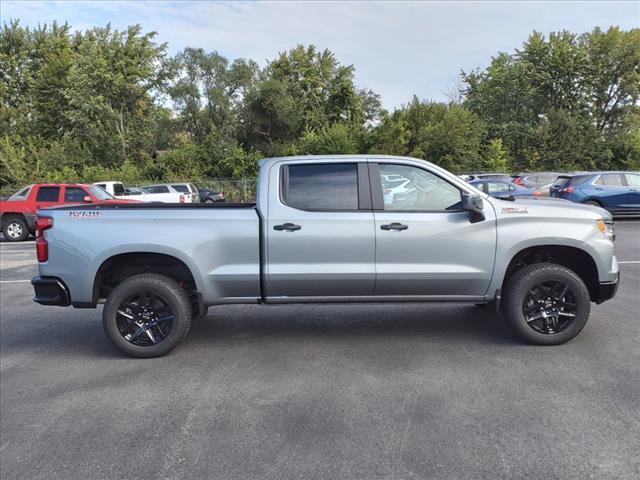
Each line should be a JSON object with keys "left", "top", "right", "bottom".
{"left": 31, "top": 155, "right": 619, "bottom": 357}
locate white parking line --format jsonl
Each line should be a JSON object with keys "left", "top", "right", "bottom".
{"left": 619, "top": 261, "right": 640, "bottom": 264}
{"left": 0, "top": 280, "right": 32, "bottom": 284}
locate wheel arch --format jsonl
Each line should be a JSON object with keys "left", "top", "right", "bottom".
{"left": 501, "top": 245, "right": 600, "bottom": 302}
{"left": 92, "top": 251, "right": 202, "bottom": 305}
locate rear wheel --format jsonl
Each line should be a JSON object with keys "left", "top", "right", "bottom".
{"left": 503, "top": 263, "right": 590, "bottom": 345}
{"left": 2, "top": 216, "right": 29, "bottom": 242}
{"left": 103, "top": 273, "right": 192, "bottom": 357}
{"left": 204, "top": 198, "right": 214, "bottom": 203}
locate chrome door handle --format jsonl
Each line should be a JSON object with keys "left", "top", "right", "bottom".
{"left": 381, "top": 223, "right": 408, "bottom": 231}
{"left": 274, "top": 223, "right": 301, "bottom": 232}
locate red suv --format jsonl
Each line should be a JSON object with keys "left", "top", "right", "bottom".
{"left": 0, "top": 183, "right": 140, "bottom": 241}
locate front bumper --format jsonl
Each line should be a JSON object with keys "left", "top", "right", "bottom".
{"left": 32, "top": 276, "right": 71, "bottom": 306}
{"left": 595, "top": 273, "right": 619, "bottom": 304}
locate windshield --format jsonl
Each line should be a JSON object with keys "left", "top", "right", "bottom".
{"left": 553, "top": 177, "right": 570, "bottom": 187}
{"left": 88, "top": 185, "right": 115, "bottom": 200}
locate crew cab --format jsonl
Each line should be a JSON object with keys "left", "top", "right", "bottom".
{"left": 31, "top": 156, "right": 619, "bottom": 357}
{"left": 0, "top": 183, "right": 139, "bottom": 241}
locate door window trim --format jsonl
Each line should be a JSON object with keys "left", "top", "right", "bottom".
{"left": 279, "top": 162, "right": 372, "bottom": 212}
{"left": 369, "top": 162, "right": 465, "bottom": 213}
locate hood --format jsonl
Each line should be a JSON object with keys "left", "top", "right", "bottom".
{"left": 489, "top": 196, "right": 612, "bottom": 221}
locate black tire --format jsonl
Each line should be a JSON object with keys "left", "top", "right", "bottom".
{"left": 502, "top": 263, "right": 591, "bottom": 345}
{"left": 204, "top": 198, "right": 214, "bottom": 203}
{"left": 2, "top": 215, "right": 30, "bottom": 242}
{"left": 103, "top": 273, "right": 192, "bottom": 357}
{"left": 583, "top": 200, "right": 602, "bottom": 207}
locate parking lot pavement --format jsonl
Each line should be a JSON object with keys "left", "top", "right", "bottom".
{"left": 1, "top": 224, "right": 639, "bottom": 480}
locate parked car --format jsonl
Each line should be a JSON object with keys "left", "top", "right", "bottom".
{"left": 167, "top": 183, "right": 199, "bottom": 203}
{"left": 469, "top": 179, "right": 541, "bottom": 198}
{"left": 512, "top": 172, "right": 561, "bottom": 196}
{"left": 197, "top": 187, "right": 225, "bottom": 203}
{"left": 32, "top": 155, "right": 618, "bottom": 357}
{"left": 140, "top": 183, "right": 195, "bottom": 203}
{"left": 382, "top": 178, "right": 413, "bottom": 204}
{"left": 550, "top": 172, "right": 640, "bottom": 217}
{"left": 0, "top": 183, "right": 139, "bottom": 241}
{"left": 465, "top": 173, "right": 512, "bottom": 182}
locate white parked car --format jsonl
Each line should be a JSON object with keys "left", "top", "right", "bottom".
{"left": 140, "top": 184, "right": 196, "bottom": 203}
{"left": 93, "top": 181, "right": 129, "bottom": 199}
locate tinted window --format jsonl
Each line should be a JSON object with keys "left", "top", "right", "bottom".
{"left": 113, "top": 183, "right": 125, "bottom": 195}
{"left": 171, "top": 184, "right": 189, "bottom": 193}
{"left": 568, "top": 176, "right": 592, "bottom": 186}
{"left": 36, "top": 187, "right": 60, "bottom": 202}
{"left": 600, "top": 174, "right": 624, "bottom": 186}
{"left": 285, "top": 163, "right": 358, "bottom": 210}
{"left": 553, "top": 177, "right": 570, "bottom": 186}
{"left": 625, "top": 174, "right": 640, "bottom": 187}
{"left": 145, "top": 186, "right": 170, "bottom": 193}
{"left": 378, "top": 164, "right": 461, "bottom": 211}
{"left": 64, "top": 187, "right": 88, "bottom": 202}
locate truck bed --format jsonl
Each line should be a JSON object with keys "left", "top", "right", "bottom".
{"left": 38, "top": 203, "right": 261, "bottom": 306}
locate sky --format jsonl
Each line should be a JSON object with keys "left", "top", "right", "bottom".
{"left": 2, "top": 0, "right": 639, "bottom": 109}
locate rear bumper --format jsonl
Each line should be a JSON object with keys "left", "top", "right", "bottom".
{"left": 595, "top": 274, "right": 619, "bottom": 304}
{"left": 32, "top": 276, "right": 71, "bottom": 306}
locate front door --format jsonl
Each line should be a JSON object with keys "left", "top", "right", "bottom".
{"left": 34, "top": 186, "right": 62, "bottom": 210}
{"left": 372, "top": 162, "right": 496, "bottom": 298}
{"left": 265, "top": 161, "right": 375, "bottom": 298}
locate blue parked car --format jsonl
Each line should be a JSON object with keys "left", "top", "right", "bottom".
{"left": 469, "top": 179, "right": 540, "bottom": 198}
{"left": 550, "top": 172, "right": 640, "bottom": 217}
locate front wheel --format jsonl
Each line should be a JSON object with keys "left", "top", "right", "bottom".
{"left": 502, "top": 263, "right": 591, "bottom": 345}
{"left": 102, "top": 273, "right": 192, "bottom": 357}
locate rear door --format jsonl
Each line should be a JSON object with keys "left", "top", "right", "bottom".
{"left": 265, "top": 161, "right": 375, "bottom": 298}
{"left": 592, "top": 174, "right": 628, "bottom": 209}
{"left": 371, "top": 161, "right": 496, "bottom": 298}
{"left": 34, "top": 186, "right": 61, "bottom": 210}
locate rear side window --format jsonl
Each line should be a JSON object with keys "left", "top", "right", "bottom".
{"left": 36, "top": 187, "right": 60, "bottom": 202}
{"left": 596, "top": 174, "right": 624, "bottom": 186}
{"left": 171, "top": 184, "right": 189, "bottom": 193}
{"left": 8, "top": 186, "right": 32, "bottom": 200}
{"left": 113, "top": 183, "right": 125, "bottom": 195}
{"left": 284, "top": 163, "right": 359, "bottom": 211}
{"left": 146, "top": 185, "right": 170, "bottom": 193}
{"left": 64, "top": 187, "right": 87, "bottom": 202}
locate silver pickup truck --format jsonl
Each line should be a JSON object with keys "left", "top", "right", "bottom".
{"left": 32, "top": 155, "right": 619, "bottom": 357}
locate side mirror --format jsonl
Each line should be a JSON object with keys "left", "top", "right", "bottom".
{"left": 83, "top": 195, "right": 93, "bottom": 203}
{"left": 462, "top": 193, "right": 485, "bottom": 223}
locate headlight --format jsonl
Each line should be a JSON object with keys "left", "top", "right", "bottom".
{"left": 596, "top": 219, "right": 615, "bottom": 240}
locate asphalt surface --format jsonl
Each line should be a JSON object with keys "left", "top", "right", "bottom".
{"left": 1, "top": 223, "right": 639, "bottom": 479}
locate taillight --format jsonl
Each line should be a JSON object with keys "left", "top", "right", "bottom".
{"left": 514, "top": 177, "right": 522, "bottom": 185}
{"left": 533, "top": 191, "right": 541, "bottom": 196}
{"left": 179, "top": 194, "right": 185, "bottom": 203}
{"left": 35, "top": 216, "right": 53, "bottom": 262}
{"left": 561, "top": 187, "right": 574, "bottom": 193}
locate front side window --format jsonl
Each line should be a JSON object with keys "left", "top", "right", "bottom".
{"left": 284, "top": 163, "right": 359, "bottom": 211}
{"left": 599, "top": 174, "right": 624, "bottom": 186}
{"left": 625, "top": 174, "right": 640, "bottom": 187}
{"left": 378, "top": 164, "right": 461, "bottom": 211}
{"left": 64, "top": 187, "right": 88, "bottom": 202}
{"left": 36, "top": 187, "right": 60, "bottom": 202}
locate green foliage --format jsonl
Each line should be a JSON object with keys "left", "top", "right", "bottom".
{"left": 0, "top": 20, "right": 638, "bottom": 192}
